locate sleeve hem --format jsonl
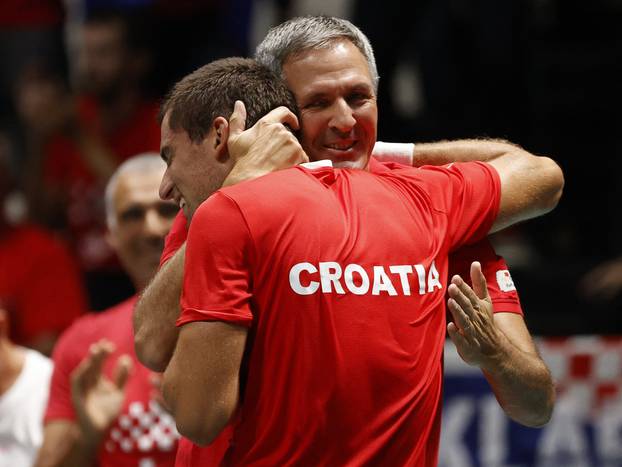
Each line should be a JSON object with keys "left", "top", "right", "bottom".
{"left": 177, "top": 308, "right": 253, "bottom": 328}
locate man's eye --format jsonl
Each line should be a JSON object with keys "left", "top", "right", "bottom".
{"left": 348, "top": 93, "right": 369, "bottom": 104}
{"left": 120, "top": 207, "right": 145, "bottom": 223}
{"left": 306, "top": 99, "right": 328, "bottom": 109}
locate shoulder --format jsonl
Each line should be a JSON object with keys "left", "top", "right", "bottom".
{"left": 55, "top": 296, "right": 136, "bottom": 352}
{"left": 23, "top": 348, "right": 53, "bottom": 377}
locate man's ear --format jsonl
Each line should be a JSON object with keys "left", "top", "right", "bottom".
{"left": 212, "top": 116, "right": 230, "bottom": 162}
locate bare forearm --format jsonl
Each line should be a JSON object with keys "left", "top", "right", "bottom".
{"left": 412, "top": 138, "right": 520, "bottom": 166}
{"left": 133, "top": 245, "right": 185, "bottom": 372}
{"left": 35, "top": 423, "right": 98, "bottom": 467}
{"left": 481, "top": 336, "right": 555, "bottom": 427}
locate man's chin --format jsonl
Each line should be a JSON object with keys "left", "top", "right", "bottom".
{"left": 313, "top": 148, "right": 370, "bottom": 170}
{"left": 331, "top": 157, "right": 369, "bottom": 170}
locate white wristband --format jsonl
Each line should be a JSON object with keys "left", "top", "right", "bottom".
{"left": 371, "top": 141, "right": 414, "bottom": 166}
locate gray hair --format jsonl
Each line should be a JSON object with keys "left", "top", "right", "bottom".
{"left": 255, "top": 15, "right": 379, "bottom": 93}
{"left": 104, "top": 153, "right": 165, "bottom": 229}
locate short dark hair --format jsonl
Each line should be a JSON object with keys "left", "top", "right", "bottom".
{"left": 159, "top": 57, "right": 299, "bottom": 143}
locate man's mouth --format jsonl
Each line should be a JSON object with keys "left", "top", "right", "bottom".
{"left": 325, "top": 141, "right": 356, "bottom": 151}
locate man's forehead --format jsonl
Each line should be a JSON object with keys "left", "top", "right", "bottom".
{"left": 114, "top": 170, "right": 163, "bottom": 204}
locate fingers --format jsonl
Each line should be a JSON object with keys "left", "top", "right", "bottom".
{"left": 469, "top": 261, "right": 490, "bottom": 300}
{"left": 447, "top": 295, "right": 471, "bottom": 334}
{"left": 257, "top": 106, "right": 300, "bottom": 131}
{"left": 71, "top": 339, "right": 115, "bottom": 395}
{"left": 451, "top": 273, "right": 481, "bottom": 311}
{"left": 228, "top": 100, "right": 247, "bottom": 137}
{"left": 113, "top": 354, "right": 133, "bottom": 390}
{"left": 447, "top": 321, "right": 469, "bottom": 348}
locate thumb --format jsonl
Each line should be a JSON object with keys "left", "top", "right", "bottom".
{"left": 470, "top": 261, "right": 489, "bottom": 300}
{"left": 228, "top": 100, "right": 247, "bottom": 138}
{"left": 113, "top": 354, "right": 133, "bottom": 390}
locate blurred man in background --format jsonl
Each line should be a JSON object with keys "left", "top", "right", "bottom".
{"left": 36, "top": 154, "right": 179, "bottom": 467}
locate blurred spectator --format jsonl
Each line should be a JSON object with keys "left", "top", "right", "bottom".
{"left": 14, "top": 9, "right": 161, "bottom": 310}
{"left": 0, "top": 131, "right": 86, "bottom": 355}
{"left": 0, "top": 0, "right": 67, "bottom": 124}
{"left": 35, "top": 154, "right": 178, "bottom": 467}
{"left": 0, "top": 304, "right": 53, "bottom": 467}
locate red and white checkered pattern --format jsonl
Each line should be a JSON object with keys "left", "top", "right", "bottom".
{"left": 538, "top": 336, "right": 622, "bottom": 416}
{"left": 444, "top": 336, "right": 622, "bottom": 416}
{"left": 104, "top": 400, "right": 178, "bottom": 456}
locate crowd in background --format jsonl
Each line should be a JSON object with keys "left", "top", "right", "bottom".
{"left": 0, "top": 0, "right": 621, "bottom": 359}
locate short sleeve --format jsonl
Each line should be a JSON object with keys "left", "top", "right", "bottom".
{"left": 178, "top": 192, "right": 253, "bottom": 328}
{"left": 415, "top": 161, "right": 501, "bottom": 249}
{"left": 448, "top": 239, "right": 523, "bottom": 315}
{"left": 159, "top": 209, "right": 187, "bottom": 268}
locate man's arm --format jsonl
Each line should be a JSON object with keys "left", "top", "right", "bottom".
{"left": 374, "top": 139, "right": 564, "bottom": 232}
{"left": 133, "top": 244, "right": 185, "bottom": 372}
{"left": 35, "top": 421, "right": 80, "bottom": 467}
{"left": 163, "top": 321, "right": 247, "bottom": 445}
{"left": 447, "top": 262, "right": 555, "bottom": 427}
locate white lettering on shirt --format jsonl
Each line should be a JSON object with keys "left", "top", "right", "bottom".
{"left": 289, "top": 262, "right": 319, "bottom": 295}
{"left": 372, "top": 266, "right": 398, "bottom": 296}
{"left": 319, "top": 262, "right": 346, "bottom": 294}
{"left": 427, "top": 261, "right": 442, "bottom": 292}
{"left": 289, "top": 260, "right": 443, "bottom": 297}
{"left": 344, "top": 264, "right": 370, "bottom": 295}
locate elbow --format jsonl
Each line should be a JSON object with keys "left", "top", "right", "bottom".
{"left": 509, "top": 380, "right": 556, "bottom": 428}
{"left": 537, "top": 157, "right": 565, "bottom": 215}
{"left": 514, "top": 397, "right": 555, "bottom": 428}
{"left": 134, "top": 337, "right": 170, "bottom": 372}
{"left": 163, "top": 377, "right": 232, "bottom": 446}
{"left": 175, "top": 409, "right": 231, "bottom": 446}
{"left": 134, "top": 332, "right": 171, "bottom": 372}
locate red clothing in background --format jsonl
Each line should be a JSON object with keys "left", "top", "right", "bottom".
{"left": 42, "top": 97, "right": 160, "bottom": 271}
{"left": 46, "top": 296, "right": 178, "bottom": 467}
{"left": 0, "top": 224, "right": 86, "bottom": 346}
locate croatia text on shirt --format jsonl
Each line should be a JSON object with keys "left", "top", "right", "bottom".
{"left": 289, "top": 260, "right": 443, "bottom": 296}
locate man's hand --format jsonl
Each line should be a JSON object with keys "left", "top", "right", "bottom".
{"left": 447, "top": 261, "right": 508, "bottom": 367}
{"left": 70, "top": 340, "right": 132, "bottom": 446}
{"left": 223, "top": 100, "right": 308, "bottom": 186}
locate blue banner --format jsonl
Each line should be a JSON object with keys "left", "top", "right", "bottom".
{"left": 440, "top": 337, "right": 622, "bottom": 467}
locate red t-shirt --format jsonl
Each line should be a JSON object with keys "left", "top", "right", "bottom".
{"left": 0, "top": 224, "right": 86, "bottom": 346}
{"left": 368, "top": 158, "right": 523, "bottom": 315}
{"left": 178, "top": 161, "right": 500, "bottom": 465}
{"left": 42, "top": 97, "right": 161, "bottom": 271}
{"left": 448, "top": 240, "right": 522, "bottom": 315}
{"left": 45, "top": 297, "right": 178, "bottom": 467}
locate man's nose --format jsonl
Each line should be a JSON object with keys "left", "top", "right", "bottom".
{"left": 159, "top": 171, "right": 173, "bottom": 201}
{"left": 144, "top": 208, "right": 170, "bottom": 238}
{"left": 329, "top": 99, "right": 356, "bottom": 133}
